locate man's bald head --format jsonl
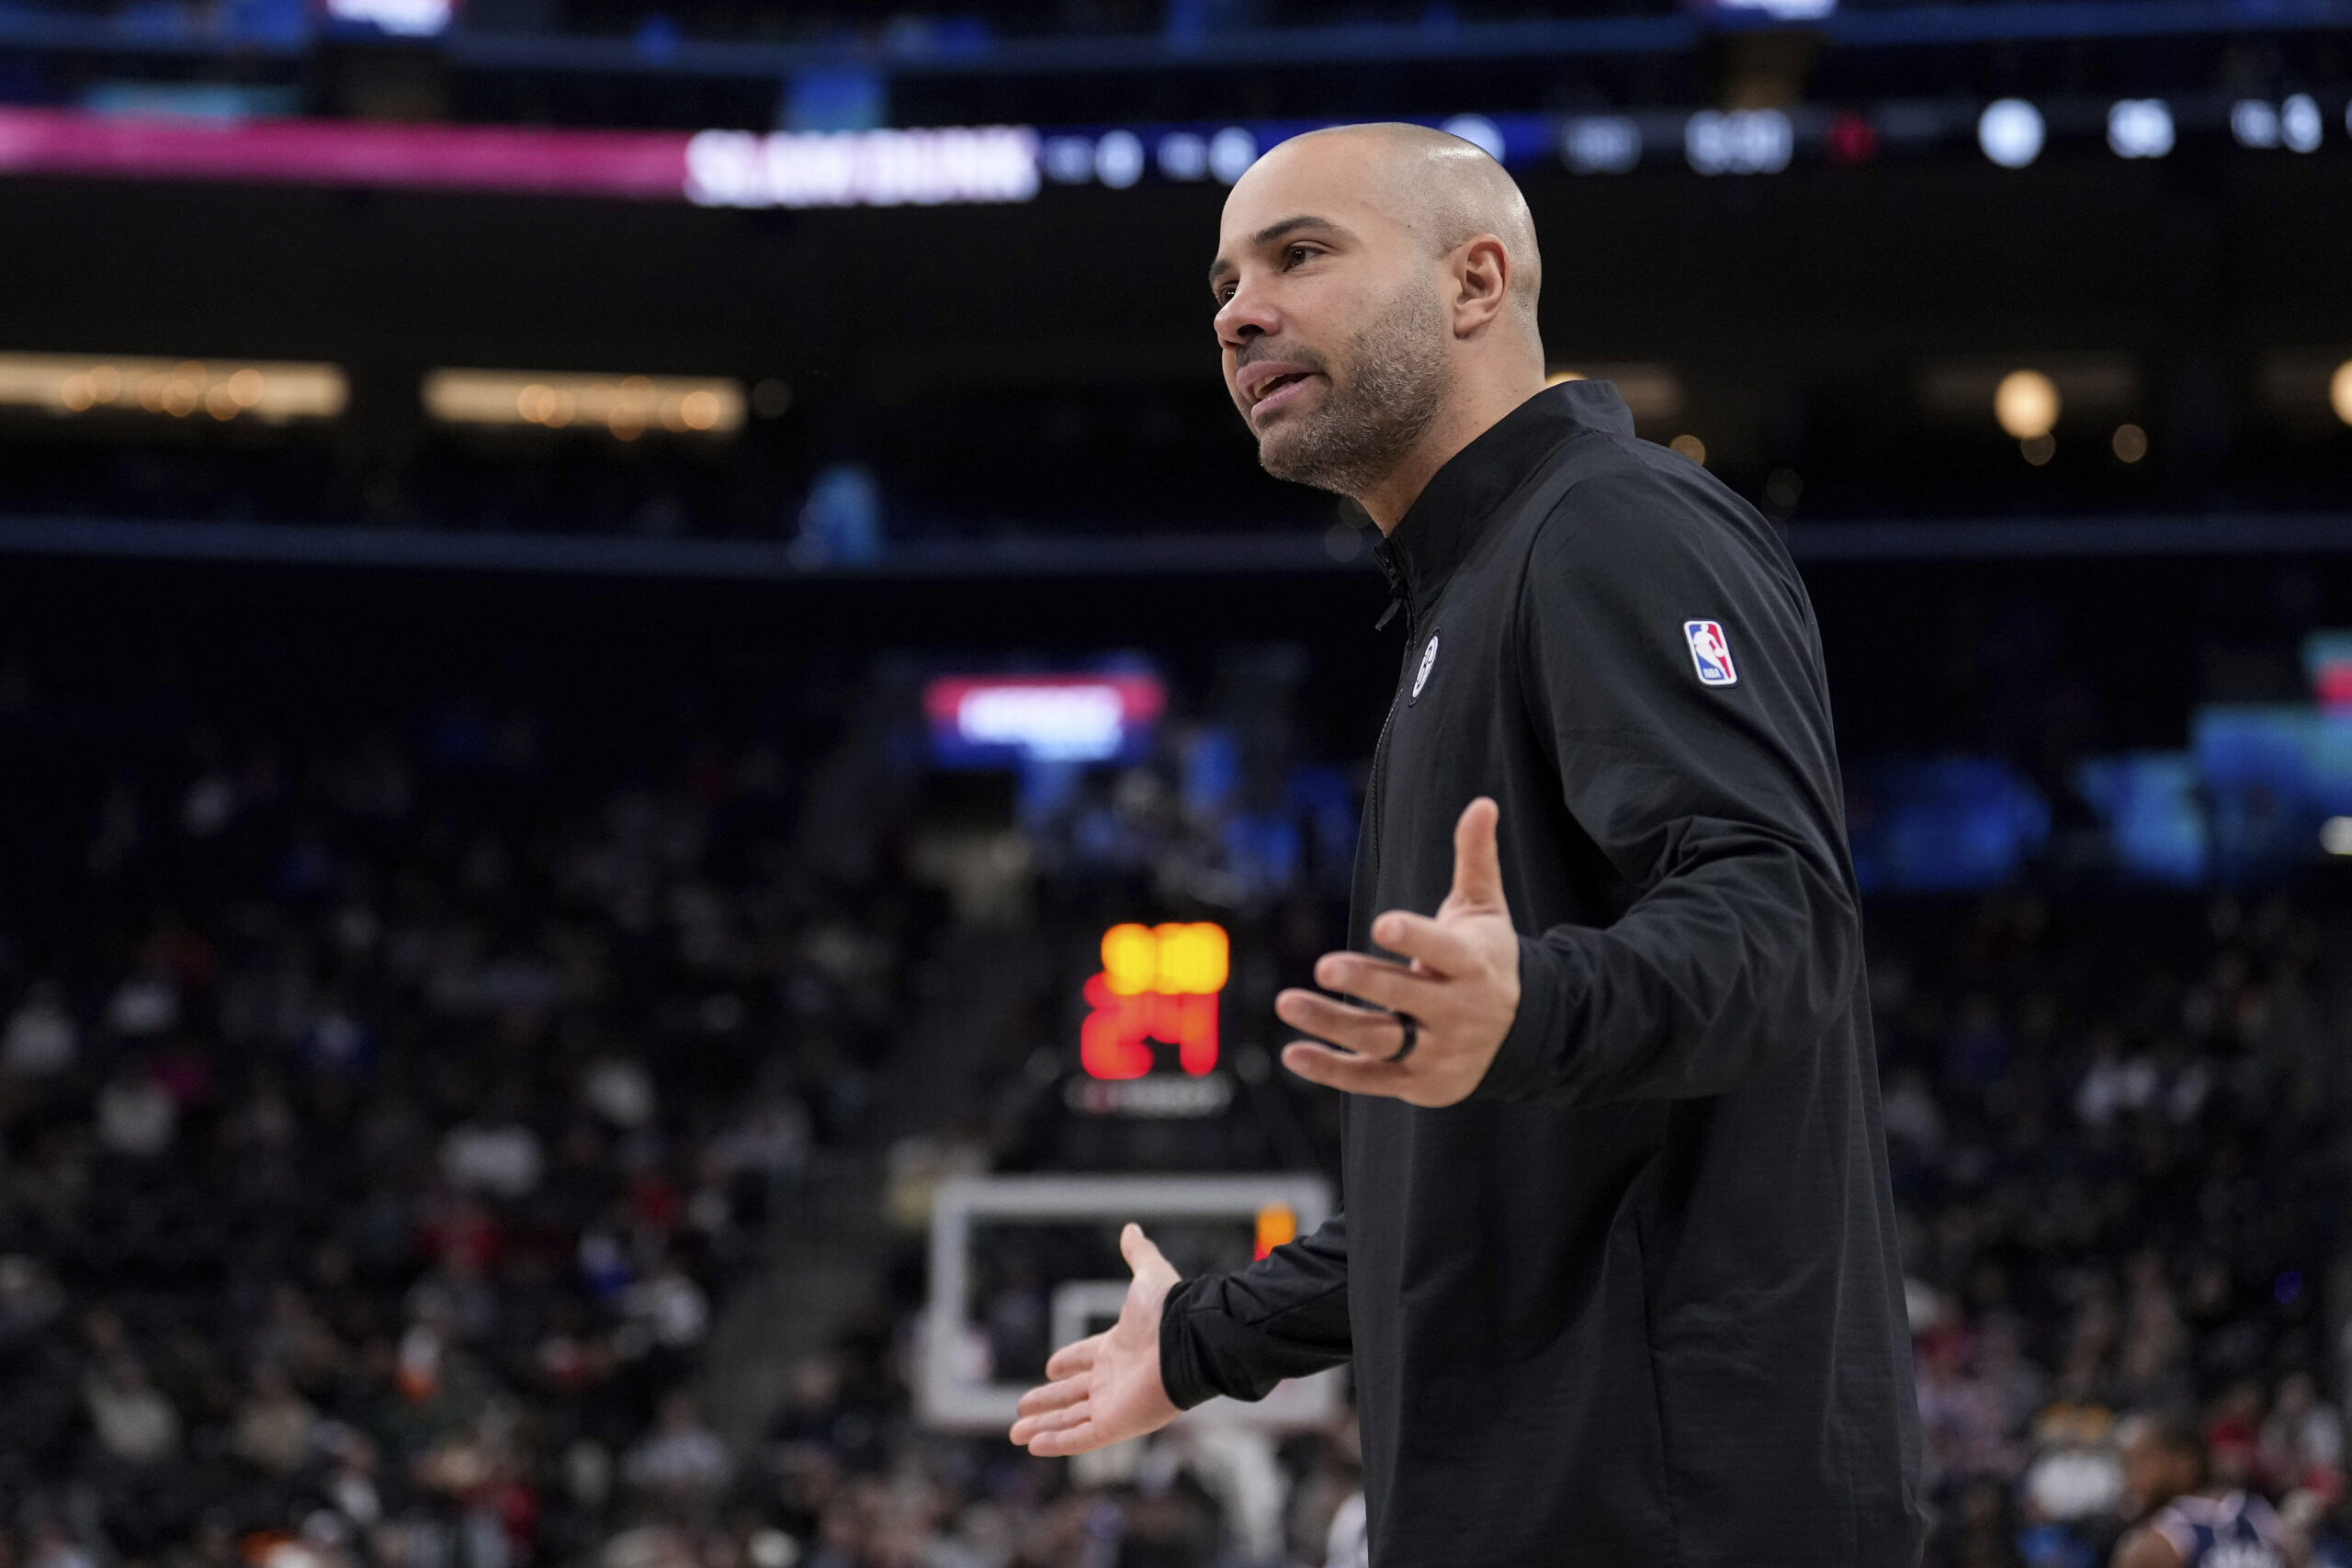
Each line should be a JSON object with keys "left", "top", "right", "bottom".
{"left": 1266, "top": 122, "right": 1544, "bottom": 329}
{"left": 1209, "top": 120, "right": 1550, "bottom": 516}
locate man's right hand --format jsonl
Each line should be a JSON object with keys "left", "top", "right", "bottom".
{"left": 1008, "top": 1223, "right": 1182, "bottom": 1456}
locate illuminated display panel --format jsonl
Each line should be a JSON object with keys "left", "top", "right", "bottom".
{"left": 2308, "top": 632, "right": 2352, "bottom": 709}
{"left": 324, "top": 0, "right": 452, "bottom": 35}
{"left": 0, "top": 96, "right": 2314, "bottom": 208}
{"left": 923, "top": 672, "right": 1165, "bottom": 766}
{"left": 1254, "top": 1201, "right": 1297, "bottom": 1259}
{"left": 1080, "top": 922, "right": 1226, "bottom": 1080}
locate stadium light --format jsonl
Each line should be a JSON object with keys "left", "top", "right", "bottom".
{"left": 1441, "top": 115, "right": 1505, "bottom": 161}
{"left": 2282, "top": 95, "right": 2324, "bottom": 152}
{"left": 2254, "top": 352, "right": 2352, "bottom": 429}
{"left": 1996, "top": 370, "right": 2060, "bottom": 440}
{"left": 421, "top": 369, "right": 745, "bottom": 438}
{"left": 1156, "top": 131, "right": 1208, "bottom": 180}
{"left": 2107, "top": 100, "right": 2174, "bottom": 159}
{"left": 0, "top": 354, "right": 346, "bottom": 422}
{"left": 1094, "top": 130, "right": 1145, "bottom": 189}
{"left": 1207, "top": 127, "right": 1258, "bottom": 184}
{"left": 1561, "top": 116, "right": 1642, "bottom": 175}
{"left": 2245, "top": 96, "right": 2325, "bottom": 152}
{"left": 1685, "top": 109, "right": 1792, "bottom": 175}
{"left": 1039, "top": 137, "right": 1085, "bottom": 183}
{"left": 1978, "top": 99, "right": 2044, "bottom": 168}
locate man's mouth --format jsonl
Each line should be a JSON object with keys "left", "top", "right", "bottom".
{"left": 1248, "top": 371, "right": 1317, "bottom": 418}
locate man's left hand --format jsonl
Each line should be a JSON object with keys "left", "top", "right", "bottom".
{"left": 1274, "top": 796, "right": 1521, "bottom": 1108}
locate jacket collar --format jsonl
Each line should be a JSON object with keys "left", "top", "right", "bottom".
{"left": 1371, "top": 378, "right": 1634, "bottom": 626}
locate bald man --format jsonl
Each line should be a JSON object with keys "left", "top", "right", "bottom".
{"left": 1012, "top": 124, "right": 1925, "bottom": 1566}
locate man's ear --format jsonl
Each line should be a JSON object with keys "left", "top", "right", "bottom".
{"left": 1450, "top": 235, "right": 1513, "bottom": 337}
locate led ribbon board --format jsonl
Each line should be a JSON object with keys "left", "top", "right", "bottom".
{"left": 0, "top": 110, "right": 1041, "bottom": 208}
{"left": 923, "top": 672, "right": 1165, "bottom": 766}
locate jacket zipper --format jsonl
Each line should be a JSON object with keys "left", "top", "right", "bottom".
{"left": 1362, "top": 593, "right": 1416, "bottom": 920}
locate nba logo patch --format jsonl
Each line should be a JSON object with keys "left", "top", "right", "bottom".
{"left": 1684, "top": 620, "right": 1737, "bottom": 686}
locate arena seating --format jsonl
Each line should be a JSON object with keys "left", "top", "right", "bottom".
{"left": 0, "top": 645, "right": 2346, "bottom": 1568}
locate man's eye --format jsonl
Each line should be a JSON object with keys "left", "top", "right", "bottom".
{"left": 1284, "top": 245, "right": 1317, "bottom": 267}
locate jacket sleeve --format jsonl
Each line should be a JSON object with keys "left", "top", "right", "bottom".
{"left": 1472, "top": 459, "right": 1862, "bottom": 1109}
{"left": 1156, "top": 1211, "right": 1350, "bottom": 1408}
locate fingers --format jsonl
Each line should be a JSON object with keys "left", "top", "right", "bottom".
{"left": 1350, "top": 918, "right": 1479, "bottom": 983}
{"left": 1447, "top": 796, "right": 1506, "bottom": 911}
{"left": 1016, "top": 1375, "right": 1088, "bottom": 1418}
{"left": 1274, "top": 988, "right": 1415, "bottom": 1055}
{"left": 1043, "top": 1333, "right": 1102, "bottom": 1381}
{"left": 1009, "top": 1400, "right": 1092, "bottom": 1446}
{"left": 1023, "top": 1418, "right": 1107, "bottom": 1458}
{"left": 1118, "top": 1223, "right": 1168, "bottom": 1280}
{"left": 1021, "top": 1405, "right": 1093, "bottom": 1439}
{"left": 1280, "top": 1041, "right": 1413, "bottom": 1099}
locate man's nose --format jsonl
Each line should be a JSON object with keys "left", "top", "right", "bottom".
{"left": 1215, "top": 280, "right": 1277, "bottom": 345}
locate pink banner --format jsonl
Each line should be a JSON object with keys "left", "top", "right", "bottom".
{"left": 0, "top": 108, "right": 693, "bottom": 199}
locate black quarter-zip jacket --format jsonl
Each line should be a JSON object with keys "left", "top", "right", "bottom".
{"left": 1157, "top": 381, "right": 1925, "bottom": 1567}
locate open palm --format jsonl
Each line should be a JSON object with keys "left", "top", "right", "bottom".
{"left": 1008, "top": 1224, "right": 1182, "bottom": 1456}
{"left": 1275, "top": 796, "right": 1521, "bottom": 1107}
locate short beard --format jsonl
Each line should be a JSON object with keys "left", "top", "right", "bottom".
{"left": 1255, "top": 283, "right": 1453, "bottom": 499}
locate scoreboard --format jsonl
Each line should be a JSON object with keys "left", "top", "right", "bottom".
{"left": 1062, "top": 921, "right": 1244, "bottom": 1122}
{"left": 1080, "top": 921, "right": 1227, "bottom": 1080}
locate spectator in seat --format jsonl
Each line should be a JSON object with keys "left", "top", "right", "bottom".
{"left": 84, "top": 1355, "right": 180, "bottom": 1464}
{"left": 623, "top": 1393, "right": 731, "bottom": 1510}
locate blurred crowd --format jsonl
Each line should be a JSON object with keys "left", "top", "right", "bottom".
{"left": 0, "top": 669, "right": 869, "bottom": 1568}
{"left": 1878, "top": 892, "right": 2352, "bottom": 1567}
{"left": 10, "top": 390, "right": 2343, "bottom": 553}
{"left": 0, "top": 641, "right": 1369, "bottom": 1568}
{"left": 0, "top": 641, "right": 2347, "bottom": 1568}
